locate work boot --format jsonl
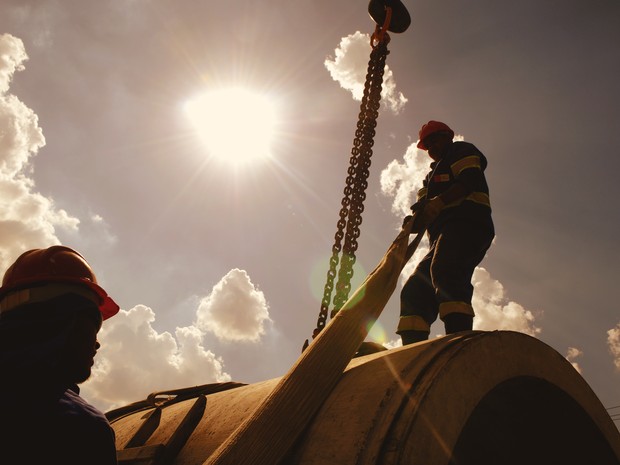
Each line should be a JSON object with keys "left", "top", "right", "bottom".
{"left": 444, "top": 314, "right": 473, "bottom": 334}
{"left": 400, "top": 330, "right": 429, "bottom": 345}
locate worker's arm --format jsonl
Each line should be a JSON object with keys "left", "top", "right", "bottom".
{"left": 435, "top": 180, "right": 471, "bottom": 205}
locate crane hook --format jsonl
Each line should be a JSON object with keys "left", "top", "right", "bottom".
{"left": 368, "top": 0, "right": 411, "bottom": 34}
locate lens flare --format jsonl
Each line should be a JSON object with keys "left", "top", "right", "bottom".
{"left": 308, "top": 253, "right": 368, "bottom": 304}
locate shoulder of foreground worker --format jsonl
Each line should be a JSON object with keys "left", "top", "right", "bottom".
{"left": 0, "top": 389, "right": 117, "bottom": 464}
{"left": 59, "top": 388, "right": 111, "bottom": 424}
{"left": 56, "top": 390, "right": 118, "bottom": 463}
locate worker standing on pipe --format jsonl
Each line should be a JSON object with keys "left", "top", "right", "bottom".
{"left": 398, "top": 121, "right": 495, "bottom": 344}
{"left": 0, "top": 246, "right": 120, "bottom": 464}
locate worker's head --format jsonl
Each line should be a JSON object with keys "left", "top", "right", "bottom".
{"left": 0, "top": 245, "right": 119, "bottom": 322}
{"left": 0, "top": 246, "right": 119, "bottom": 384}
{"left": 417, "top": 121, "right": 454, "bottom": 160}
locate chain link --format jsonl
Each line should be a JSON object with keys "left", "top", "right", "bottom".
{"left": 303, "top": 38, "right": 390, "bottom": 351}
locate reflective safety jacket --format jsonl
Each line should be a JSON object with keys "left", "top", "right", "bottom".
{"left": 416, "top": 141, "right": 492, "bottom": 235}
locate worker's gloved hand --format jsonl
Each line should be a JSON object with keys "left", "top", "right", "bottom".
{"left": 403, "top": 214, "right": 424, "bottom": 234}
{"left": 410, "top": 200, "right": 425, "bottom": 214}
{"left": 407, "top": 200, "right": 426, "bottom": 233}
{"left": 405, "top": 200, "right": 426, "bottom": 233}
{"left": 418, "top": 196, "right": 444, "bottom": 227}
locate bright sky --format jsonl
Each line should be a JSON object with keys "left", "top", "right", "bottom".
{"left": 1, "top": 1, "right": 619, "bottom": 425}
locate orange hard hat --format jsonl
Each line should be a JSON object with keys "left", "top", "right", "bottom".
{"left": 0, "top": 246, "right": 119, "bottom": 320}
{"left": 417, "top": 121, "right": 454, "bottom": 150}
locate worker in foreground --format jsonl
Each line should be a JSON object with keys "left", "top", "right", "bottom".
{"left": 398, "top": 121, "right": 495, "bottom": 344}
{"left": 0, "top": 246, "right": 120, "bottom": 464}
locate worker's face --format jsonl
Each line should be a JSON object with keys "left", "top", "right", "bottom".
{"left": 61, "top": 311, "right": 101, "bottom": 384}
{"left": 424, "top": 132, "right": 453, "bottom": 161}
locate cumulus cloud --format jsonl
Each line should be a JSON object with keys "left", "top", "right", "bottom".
{"left": 82, "top": 305, "right": 232, "bottom": 412}
{"left": 195, "top": 268, "right": 272, "bottom": 342}
{"left": 381, "top": 142, "right": 541, "bottom": 336}
{"left": 471, "top": 268, "right": 541, "bottom": 336}
{"left": 380, "top": 143, "right": 430, "bottom": 216}
{"left": 325, "top": 31, "right": 407, "bottom": 114}
{"left": 565, "top": 347, "right": 583, "bottom": 374}
{"left": 384, "top": 338, "right": 402, "bottom": 349}
{"left": 0, "top": 33, "right": 28, "bottom": 95}
{"left": 608, "top": 322, "right": 620, "bottom": 370}
{"left": 0, "top": 33, "right": 80, "bottom": 270}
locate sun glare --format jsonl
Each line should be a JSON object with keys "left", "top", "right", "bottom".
{"left": 184, "top": 87, "right": 278, "bottom": 166}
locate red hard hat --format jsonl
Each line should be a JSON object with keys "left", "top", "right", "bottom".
{"left": 0, "top": 246, "right": 119, "bottom": 320}
{"left": 417, "top": 121, "right": 454, "bottom": 150}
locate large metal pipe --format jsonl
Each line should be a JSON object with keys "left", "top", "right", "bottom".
{"left": 110, "top": 331, "right": 620, "bottom": 464}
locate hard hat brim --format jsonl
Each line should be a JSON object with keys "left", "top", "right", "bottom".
{"left": 0, "top": 277, "right": 120, "bottom": 320}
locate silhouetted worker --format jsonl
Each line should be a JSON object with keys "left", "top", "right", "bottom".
{"left": 0, "top": 246, "right": 120, "bottom": 464}
{"left": 398, "top": 121, "right": 494, "bottom": 344}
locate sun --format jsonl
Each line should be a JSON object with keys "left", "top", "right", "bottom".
{"left": 184, "top": 87, "right": 278, "bottom": 166}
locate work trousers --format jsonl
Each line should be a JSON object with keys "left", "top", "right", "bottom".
{"left": 398, "top": 217, "right": 494, "bottom": 336}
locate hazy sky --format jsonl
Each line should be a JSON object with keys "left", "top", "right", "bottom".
{"left": 1, "top": 0, "right": 619, "bottom": 425}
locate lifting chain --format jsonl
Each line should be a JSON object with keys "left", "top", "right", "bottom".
{"left": 303, "top": 32, "right": 391, "bottom": 352}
